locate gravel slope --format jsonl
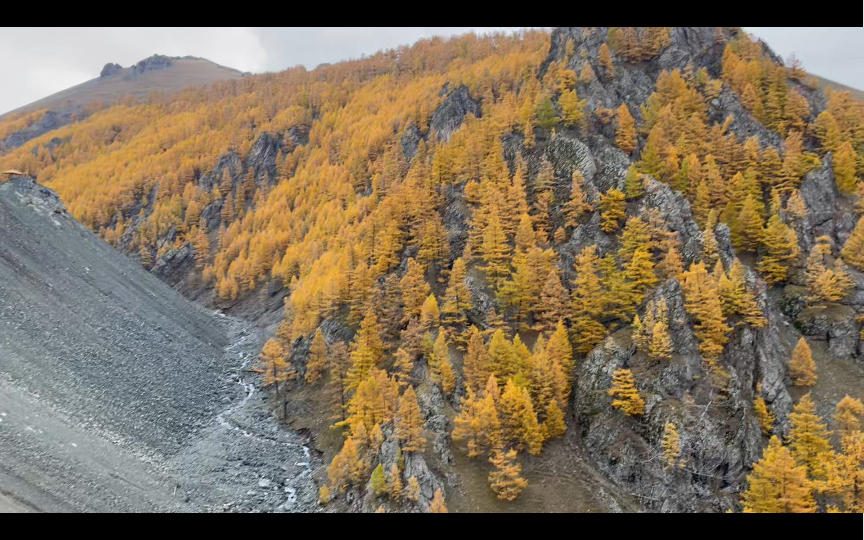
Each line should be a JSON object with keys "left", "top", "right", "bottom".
{"left": 0, "top": 177, "right": 319, "bottom": 512}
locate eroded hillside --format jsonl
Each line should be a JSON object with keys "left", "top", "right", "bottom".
{"left": 0, "top": 177, "right": 318, "bottom": 512}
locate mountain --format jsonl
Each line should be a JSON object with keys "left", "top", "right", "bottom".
{"left": 0, "top": 177, "right": 317, "bottom": 512}
{"left": 0, "top": 55, "right": 244, "bottom": 152}
{"left": 0, "top": 28, "right": 862, "bottom": 513}
{"left": 809, "top": 73, "right": 864, "bottom": 102}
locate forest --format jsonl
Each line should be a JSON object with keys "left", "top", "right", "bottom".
{"left": 1, "top": 27, "right": 862, "bottom": 513}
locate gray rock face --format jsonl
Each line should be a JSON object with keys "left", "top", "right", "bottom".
{"left": 100, "top": 62, "right": 122, "bottom": 78}
{"left": 1, "top": 110, "right": 74, "bottom": 151}
{"left": 430, "top": 85, "right": 480, "bottom": 142}
{"left": 796, "top": 304, "right": 859, "bottom": 358}
{"left": 131, "top": 54, "right": 173, "bottom": 75}
{"left": 576, "top": 275, "right": 790, "bottom": 512}
{"left": 401, "top": 123, "right": 423, "bottom": 161}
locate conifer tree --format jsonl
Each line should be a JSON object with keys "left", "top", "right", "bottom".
{"left": 702, "top": 226, "right": 719, "bottom": 267}
{"left": 420, "top": 294, "right": 440, "bottom": 330}
{"left": 599, "top": 188, "right": 626, "bottom": 233}
{"left": 758, "top": 214, "right": 800, "bottom": 285}
{"left": 305, "top": 328, "right": 328, "bottom": 384}
{"left": 788, "top": 337, "right": 817, "bottom": 387}
{"left": 842, "top": 218, "right": 864, "bottom": 271}
{"left": 598, "top": 43, "right": 615, "bottom": 79}
{"left": 755, "top": 394, "right": 775, "bottom": 436}
{"left": 441, "top": 257, "right": 472, "bottom": 336}
{"left": 405, "top": 476, "right": 421, "bottom": 503}
{"left": 608, "top": 368, "right": 644, "bottom": 416}
{"left": 499, "top": 378, "right": 544, "bottom": 455}
{"left": 257, "top": 338, "right": 296, "bottom": 395}
{"left": 735, "top": 195, "right": 764, "bottom": 252}
{"left": 536, "top": 270, "right": 569, "bottom": 333}
{"left": 387, "top": 463, "right": 402, "bottom": 501}
{"left": 834, "top": 141, "right": 857, "bottom": 195}
{"left": 834, "top": 395, "right": 864, "bottom": 438}
{"left": 824, "top": 430, "right": 864, "bottom": 513}
{"left": 616, "top": 104, "right": 637, "bottom": 153}
{"left": 396, "top": 386, "right": 427, "bottom": 453}
{"left": 371, "top": 463, "right": 387, "bottom": 496}
{"left": 624, "top": 164, "right": 644, "bottom": 200}
{"left": 463, "top": 326, "right": 491, "bottom": 394}
{"left": 741, "top": 436, "right": 815, "bottom": 513}
{"left": 623, "top": 247, "right": 657, "bottom": 309}
{"left": 488, "top": 447, "right": 528, "bottom": 501}
{"left": 328, "top": 437, "right": 366, "bottom": 493}
{"left": 661, "top": 422, "right": 683, "bottom": 471}
{"left": 564, "top": 171, "right": 591, "bottom": 228}
{"left": 480, "top": 207, "right": 511, "bottom": 290}
{"left": 718, "top": 259, "right": 765, "bottom": 327}
{"left": 571, "top": 246, "right": 607, "bottom": 354}
{"left": 680, "top": 262, "right": 730, "bottom": 361}
{"left": 429, "top": 489, "right": 448, "bottom": 513}
{"left": 453, "top": 389, "right": 484, "bottom": 457}
{"left": 488, "top": 329, "right": 521, "bottom": 382}
{"left": 347, "top": 310, "right": 385, "bottom": 392}
{"left": 401, "top": 258, "right": 431, "bottom": 322}
{"left": 649, "top": 320, "right": 673, "bottom": 360}
{"left": 657, "top": 234, "right": 684, "bottom": 278}
{"left": 559, "top": 89, "right": 586, "bottom": 128}
{"left": 788, "top": 393, "right": 832, "bottom": 479}
{"left": 543, "top": 399, "right": 567, "bottom": 439}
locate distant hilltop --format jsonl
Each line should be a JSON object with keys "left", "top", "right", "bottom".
{"left": 1, "top": 54, "right": 245, "bottom": 151}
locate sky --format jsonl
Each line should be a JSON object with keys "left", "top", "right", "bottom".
{"left": 0, "top": 27, "right": 861, "bottom": 114}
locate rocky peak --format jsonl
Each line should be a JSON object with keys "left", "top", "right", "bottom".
{"left": 100, "top": 62, "right": 122, "bottom": 78}
{"left": 131, "top": 54, "right": 174, "bottom": 75}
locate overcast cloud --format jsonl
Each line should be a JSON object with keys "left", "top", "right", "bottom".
{"left": 0, "top": 27, "right": 861, "bottom": 114}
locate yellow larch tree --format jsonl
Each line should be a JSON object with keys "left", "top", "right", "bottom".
{"left": 788, "top": 337, "right": 817, "bottom": 387}
{"left": 571, "top": 246, "right": 607, "bottom": 354}
{"left": 615, "top": 103, "right": 637, "bottom": 153}
{"left": 741, "top": 436, "right": 815, "bottom": 513}
{"left": 754, "top": 394, "right": 775, "bottom": 436}
{"left": 480, "top": 207, "right": 511, "bottom": 291}
{"left": 788, "top": 393, "right": 833, "bottom": 479}
{"left": 396, "top": 386, "right": 426, "bottom": 453}
{"left": 405, "top": 476, "right": 421, "bottom": 503}
{"left": 401, "top": 258, "right": 431, "bottom": 323}
{"left": 441, "top": 257, "right": 473, "bottom": 338}
{"left": 608, "top": 368, "right": 645, "bottom": 416}
{"left": 758, "top": 214, "right": 800, "bottom": 285}
{"left": 598, "top": 43, "right": 615, "bottom": 79}
{"left": 661, "top": 422, "right": 683, "bottom": 471}
{"left": 387, "top": 463, "right": 402, "bottom": 501}
{"left": 429, "top": 489, "right": 448, "bottom": 513}
{"left": 463, "top": 326, "right": 491, "bottom": 394}
{"left": 599, "top": 188, "right": 627, "bottom": 233}
{"left": 305, "top": 327, "right": 328, "bottom": 384}
{"left": 542, "top": 399, "right": 567, "bottom": 439}
{"left": 419, "top": 294, "right": 440, "bottom": 330}
{"left": 841, "top": 218, "right": 864, "bottom": 271}
{"left": 346, "top": 309, "right": 385, "bottom": 392}
{"left": 564, "top": 171, "right": 591, "bottom": 228}
{"left": 328, "top": 437, "right": 366, "bottom": 493}
{"left": 499, "top": 378, "right": 544, "bottom": 455}
{"left": 649, "top": 320, "right": 673, "bottom": 361}
{"left": 256, "top": 337, "right": 296, "bottom": 395}
{"left": 834, "top": 395, "right": 864, "bottom": 438}
{"left": 488, "top": 447, "right": 528, "bottom": 501}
